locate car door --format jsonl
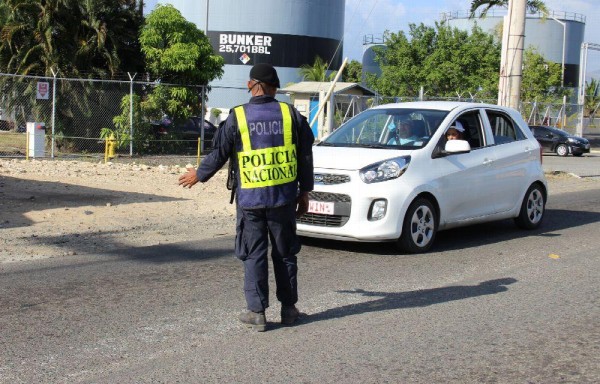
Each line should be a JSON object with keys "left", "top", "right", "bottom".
{"left": 532, "top": 126, "right": 555, "bottom": 152}
{"left": 485, "top": 109, "right": 537, "bottom": 213}
{"left": 432, "top": 109, "right": 501, "bottom": 223}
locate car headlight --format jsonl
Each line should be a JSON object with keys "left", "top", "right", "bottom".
{"left": 359, "top": 156, "right": 410, "bottom": 184}
{"left": 567, "top": 137, "right": 578, "bottom": 143}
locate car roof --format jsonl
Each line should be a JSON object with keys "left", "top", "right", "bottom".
{"left": 370, "top": 101, "right": 505, "bottom": 112}
{"left": 530, "top": 125, "right": 565, "bottom": 133}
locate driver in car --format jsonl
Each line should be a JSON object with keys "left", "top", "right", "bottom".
{"left": 388, "top": 119, "right": 420, "bottom": 145}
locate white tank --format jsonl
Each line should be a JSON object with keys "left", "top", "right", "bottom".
{"left": 444, "top": 10, "right": 585, "bottom": 87}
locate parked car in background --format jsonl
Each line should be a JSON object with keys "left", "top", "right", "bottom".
{"left": 0, "top": 120, "right": 12, "bottom": 131}
{"left": 153, "top": 116, "right": 217, "bottom": 150}
{"left": 529, "top": 125, "right": 590, "bottom": 157}
{"left": 297, "top": 101, "right": 548, "bottom": 254}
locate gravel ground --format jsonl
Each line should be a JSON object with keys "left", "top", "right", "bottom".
{"left": 0, "top": 158, "right": 236, "bottom": 264}
{"left": 1, "top": 157, "right": 598, "bottom": 264}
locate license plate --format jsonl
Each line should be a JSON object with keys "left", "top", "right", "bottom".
{"left": 308, "top": 201, "right": 334, "bottom": 215}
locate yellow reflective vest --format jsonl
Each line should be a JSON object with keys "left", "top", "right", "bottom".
{"left": 233, "top": 102, "right": 297, "bottom": 189}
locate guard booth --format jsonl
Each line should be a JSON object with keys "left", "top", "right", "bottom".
{"left": 27, "top": 122, "right": 45, "bottom": 158}
{"left": 280, "top": 81, "right": 375, "bottom": 140}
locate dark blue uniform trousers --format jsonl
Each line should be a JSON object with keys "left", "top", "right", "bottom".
{"left": 235, "top": 203, "right": 300, "bottom": 313}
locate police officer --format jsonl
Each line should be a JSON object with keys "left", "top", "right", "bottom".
{"left": 178, "top": 63, "right": 314, "bottom": 332}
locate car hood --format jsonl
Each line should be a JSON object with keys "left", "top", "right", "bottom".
{"left": 568, "top": 135, "right": 589, "bottom": 143}
{"left": 313, "top": 145, "right": 413, "bottom": 171}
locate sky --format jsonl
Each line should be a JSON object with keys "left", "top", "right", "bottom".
{"left": 145, "top": 0, "right": 600, "bottom": 76}
{"left": 344, "top": 0, "right": 600, "bottom": 76}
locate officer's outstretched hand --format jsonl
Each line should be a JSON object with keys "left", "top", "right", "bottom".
{"left": 178, "top": 168, "right": 199, "bottom": 189}
{"left": 296, "top": 191, "right": 309, "bottom": 218}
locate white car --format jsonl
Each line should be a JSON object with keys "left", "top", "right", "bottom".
{"left": 297, "top": 101, "right": 547, "bottom": 253}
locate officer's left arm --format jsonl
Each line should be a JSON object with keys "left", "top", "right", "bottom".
{"left": 295, "top": 111, "right": 315, "bottom": 193}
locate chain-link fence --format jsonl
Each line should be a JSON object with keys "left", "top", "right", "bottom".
{"left": 325, "top": 93, "right": 599, "bottom": 138}
{"left": 520, "top": 100, "right": 600, "bottom": 135}
{"left": 0, "top": 73, "right": 216, "bottom": 161}
{"left": 1, "top": 72, "right": 597, "bottom": 160}
{"left": 324, "top": 93, "right": 498, "bottom": 134}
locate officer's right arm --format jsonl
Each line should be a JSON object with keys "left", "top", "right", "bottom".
{"left": 296, "top": 191, "right": 309, "bottom": 218}
{"left": 196, "top": 114, "right": 237, "bottom": 183}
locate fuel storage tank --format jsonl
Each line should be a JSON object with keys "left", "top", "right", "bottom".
{"left": 361, "top": 34, "right": 385, "bottom": 83}
{"left": 444, "top": 10, "right": 585, "bottom": 87}
{"left": 163, "top": 0, "right": 345, "bottom": 107}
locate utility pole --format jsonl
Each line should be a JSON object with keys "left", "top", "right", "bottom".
{"left": 550, "top": 15, "right": 567, "bottom": 88}
{"left": 498, "top": 0, "right": 527, "bottom": 110}
{"left": 577, "top": 42, "right": 600, "bottom": 137}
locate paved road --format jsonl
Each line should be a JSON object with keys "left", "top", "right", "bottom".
{"left": 542, "top": 151, "right": 600, "bottom": 179}
{"left": 1, "top": 179, "right": 599, "bottom": 383}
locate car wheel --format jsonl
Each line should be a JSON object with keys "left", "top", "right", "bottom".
{"left": 397, "top": 197, "right": 437, "bottom": 254}
{"left": 514, "top": 183, "right": 545, "bottom": 229}
{"left": 555, "top": 144, "right": 569, "bottom": 157}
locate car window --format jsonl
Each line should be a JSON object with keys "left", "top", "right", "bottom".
{"left": 532, "top": 126, "right": 547, "bottom": 137}
{"left": 486, "top": 110, "right": 523, "bottom": 144}
{"left": 550, "top": 127, "right": 568, "bottom": 137}
{"left": 453, "top": 110, "right": 485, "bottom": 149}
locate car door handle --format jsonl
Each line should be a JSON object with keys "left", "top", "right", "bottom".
{"left": 482, "top": 158, "right": 494, "bottom": 165}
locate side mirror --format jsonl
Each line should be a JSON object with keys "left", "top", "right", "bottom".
{"left": 432, "top": 139, "right": 471, "bottom": 158}
{"left": 445, "top": 139, "right": 471, "bottom": 153}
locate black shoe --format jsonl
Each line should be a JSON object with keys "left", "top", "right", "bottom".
{"left": 239, "top": 310, "right": 267, "bottom": 332}
{"left": 281, "top": 305, "right": 300, "bottom": 325}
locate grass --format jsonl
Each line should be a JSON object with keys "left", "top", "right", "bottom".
{"left": 0, "top": 131, "right": 26, "bottom": 154}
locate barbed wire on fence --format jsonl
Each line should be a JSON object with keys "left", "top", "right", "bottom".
{"left": 1, "top": 72, "right": 597, "bottom": 159}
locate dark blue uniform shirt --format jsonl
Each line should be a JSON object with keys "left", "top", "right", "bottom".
{"left": 196, "top": 95, "right": 314, "bottom": 208}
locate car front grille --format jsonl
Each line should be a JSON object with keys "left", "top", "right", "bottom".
{"left": 314, "top": 173, "right": 351, "bottom": 185}
{"left": 308, "top": 191, "right": 351, "bottom": 203}
{"left": 298, "top": 191, "right": 351, "bottom": 227}
{"left": 298, "top": 213, "right": 348, "bottom": 227}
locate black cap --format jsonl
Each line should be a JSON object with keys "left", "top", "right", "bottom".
{"left": 249, "top": 63, "right": 280, "bottom": 88}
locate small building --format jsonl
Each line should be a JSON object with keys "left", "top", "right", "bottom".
{"left": 280, "top": 81, "right": 376, "bottom": 139}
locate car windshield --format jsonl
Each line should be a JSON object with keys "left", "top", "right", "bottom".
{"left": 549, "top": 127, "right": 569, "bottom": 137}
{"left": 319, "top": 108, "right": 448, "bottom": 149}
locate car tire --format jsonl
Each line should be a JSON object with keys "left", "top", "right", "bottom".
{"left": 555, "top": 144, "right": 569, "bottom": 157}
{"left": 397, "top": 197, "right": 437, "bottom": 254}
{"left": 514, "top": 183, "right": 545, "bottom": 230}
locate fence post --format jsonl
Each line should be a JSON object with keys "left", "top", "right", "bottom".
{"left": 128, "top": 72, "right": 136, "bottom": 156}
{"left": 51, "top": 68, "right": 58, "bottom": 158}
{"left": 201, "top": 86, "right": 206, "bottom": 153}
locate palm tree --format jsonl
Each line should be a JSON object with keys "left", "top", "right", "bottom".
{"left": 0, "top": 0, "right": 144, "bottom": 142}
{"left": 74, "top": 1, "right": 122, "bottom": 78}
{"left": 469, "top": 0, "right": 547, "bottom": 17}
{"left": 137, "top": 0, "right": 144, "bottom": 16}
{"left": 0, "top": 0, "right": 69, "bottom": 76}
{"left": 299, "top": 56, "right": 337, "bottom": 82}
{"left": 584, "top": 78, "right": 600, "bottom": 118}
{"left": 0, "top": 2, "right": 9, "bottom": 25}
{"left": 469, "top": 0, "right": 547, "bottom": 108}
{"left": 0, "top": 0, "right": 142, "bottom": 77}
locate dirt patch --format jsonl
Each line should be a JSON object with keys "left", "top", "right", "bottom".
{"left": 0, "top": 158, "right": 236, "bottom": 263}
{"left": 0, "top": 158, "right": 597, "bottom": 264}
